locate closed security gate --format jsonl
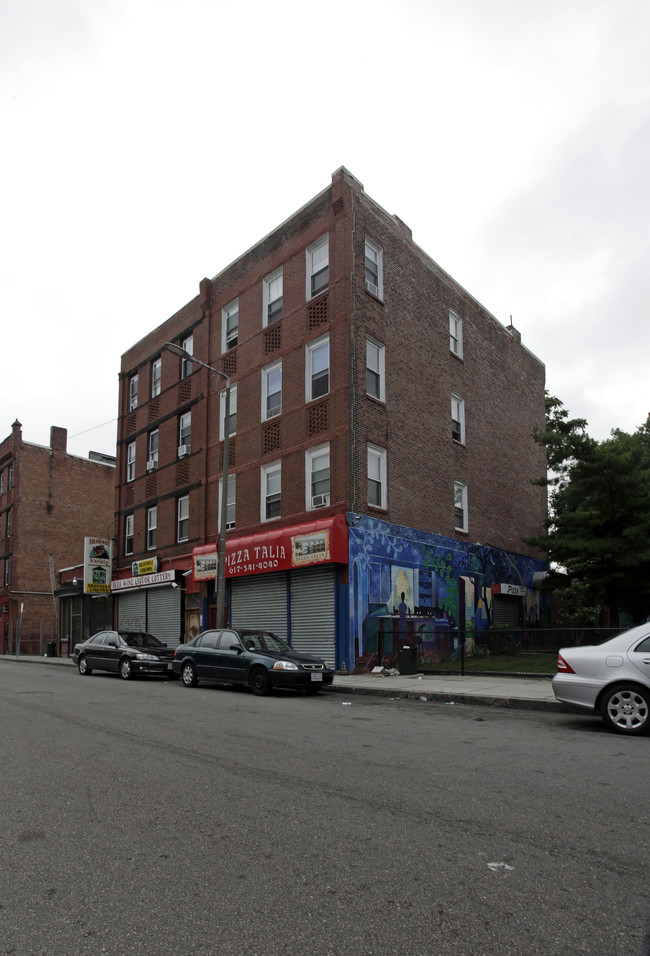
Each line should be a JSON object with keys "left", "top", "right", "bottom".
{"left": 290, "top": 567, "right": 336, "bottom": 668}
{"left": 118, "top": 591, "right": 146, "bottom": 631}
{"left": 230, "top": 572, "right": 288, "bottom": 638}
{"left": 492, "top": 594, "right": 521, "bottom": 628}
{"left": 148, "top": 587, "right": 182, "bottom": 647}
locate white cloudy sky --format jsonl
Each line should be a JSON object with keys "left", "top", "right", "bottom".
{"left": 2, "top": 0, "right": 648, "bottom": 457}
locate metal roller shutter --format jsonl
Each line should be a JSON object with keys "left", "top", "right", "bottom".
{"left": 148, "top": 587, "right": 182, "bottom": 647}
{"left": 290, "top": 567, "right": 336, "bottom": 668}
{"left": 492, "top": 594, "right": 521, "bottom": 628}
{"left": 118, "top": 591, "right": 146, "bottom": 631}
{"left": 230, "top": 572, "right": 288, "bottom": 639}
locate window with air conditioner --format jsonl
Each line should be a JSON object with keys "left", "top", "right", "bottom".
{"left": 222, "top": 299, "right": 239, "bottom": 351}
{"left": 306, "top": 443, "right": 330, "bottom": 510}
{"left": 178, "top": 411, "right": 191, "bottom": 457}
{"left": 263, "top": 267, "right": 283, "bottom": 326}
{"left": 364, "top": 237, "right": 383, "bottom": 299}
{"left": 262, "top": 360, "right": 282, "bottom": 421}
{"left": 147, "top": 430, "right": 159, "bottom": 470}
{"left": 306, "top": 235, "right": 329, "bottom": 299}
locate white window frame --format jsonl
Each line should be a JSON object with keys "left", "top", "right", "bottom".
{"left": 129, "top": 374, "right": 138, "bottom": 411}
{"left": 451, "top": 394, "right": 465, "bottom": 444}
{"left": 179, "top": 411, "right": 191, "bottom": 452}
{"left": 147, "top": 506, "right": 157, "bottom": 551}
{"left": 222, "top": 299, "right": 239, "bottom": 352}
{"left": 366, "top": 337, "right": 385, "bottom": 402}
{"left": 263, "top": 267, "right": 283, "bottom": 326}
{"left": 306, "top": 334, "right": 330, "bottom": 402}
{"left": 219, "top": 384, "right": 238, "bottom": 440}
{"left": 126, "top": 442, "right": 136, "bottom": 482}
{"left": 151, "top": 357, "right": 162, "bottom": 398}
{"left": 306, "top": 443, "right": 330, "bottom": 511}
{"left": 306, "top": 234, "right": 329, "bottom": 300}
{"left": 125, "top": 514, "right": 134, "bottom": 555}
{"left": 148, "top": 429, "right": 159, "bottom": 465}
{"left": 367, "top": 444, "right": 387, "bottom": 510}
{"left": 177, "top": 495, "right": 189, "bottom": 542}
{"left": 262, "top": 360, "right": 282, "bottom": 421}
{"left": 219, "top": 475, "right": 236, "bottom": 531}
{"left": 454, "top": 480, "right": 468, "bottom": 532}
{"left": 4, "top": 558, "right": 8, "bottom": 587}
{"left": 261, "top": 461, "right": 281, "bottom": 522}
{"left": 450, "top": 309, "right": 463, "bottom": 358}
{"left": 181, "top": 334, "right": 194, "bottom": 379}
{"left": 364, "top": 236, "right": 383, "bottom": 299}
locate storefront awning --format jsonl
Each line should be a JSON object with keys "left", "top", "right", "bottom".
{"left": 192, "top": 514, "right": 348, "bottom": 581}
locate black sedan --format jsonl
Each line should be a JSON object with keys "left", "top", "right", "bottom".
{"left": 172, "top": 628, "right": 335, "bottom": 695}
{"left": 73, "top": 630, "right": 176, "bottom": 680}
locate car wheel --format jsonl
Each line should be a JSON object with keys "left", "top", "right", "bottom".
{"left": 119, "top": 657, "right": 133, "bottom": 681}
{"left": 78, "top": 655, "right": 92, "bottom": 676}
{"left": 600, "top": 684, "right": 650, "bottom": 735}
{"left": 250, "top": 667, "right": 271, "bottom": 696}
{"left": 181, "top": 662, "right": 197, "bottom": 687}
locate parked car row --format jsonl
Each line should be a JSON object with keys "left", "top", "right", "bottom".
{"left": 72, "top": 628, "right": 335, "bottom": 696}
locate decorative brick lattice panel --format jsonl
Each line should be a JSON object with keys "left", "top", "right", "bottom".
{"left": 125, "top": 486, "right": 134, "bottom": 507}
{"left": 176, "top": 461, "right": 189, "bottom": 487}
{"left": 148, "top": 400, "right": 159, "bottom": 423}
{"left": 332, "top": 197, "right": 344, "bottom": 215}
{"left": 126, "top": 414, "right": 136, "bottom": 436}
{"left": 308, "top": 402, "right": 328, "bottom": 436}
{"left": 178, "top": 380, "right": 191, "bottom": 404}
{"left": 308, "top": 295, "right": 328, "bottom": 330}
{"left": 222, "top": 353, "right": 237, "bottom": 378}
{"left": 221, "top": 440, "right": 236, "bottom": 470}
{"left": 262, "top": 422, "right": 280, "bottom": 455}
{"left": 146, "top": 475, "right": 157, "bottom": 498}
{"left": 264, "top": 326, "right": 281, "bottom": 354}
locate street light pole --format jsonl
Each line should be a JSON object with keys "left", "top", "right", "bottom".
{"left": 164, "top": 342, "right": 230, "bottom": 628}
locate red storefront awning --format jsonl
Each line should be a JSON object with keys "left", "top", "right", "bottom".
{"left": 192, "top": 514, "right": 348, "bottom": 581}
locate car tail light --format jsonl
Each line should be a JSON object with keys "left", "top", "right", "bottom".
{"left": 556, "top": 653, "right": 575, "bottom": 674}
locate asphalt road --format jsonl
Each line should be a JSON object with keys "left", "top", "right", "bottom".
{"left": 1, "top": 663, "right": 648, "bottom": 956}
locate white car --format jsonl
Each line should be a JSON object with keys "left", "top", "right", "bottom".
{"left": 552, "top": 624, "right": 650, "bottom": 735}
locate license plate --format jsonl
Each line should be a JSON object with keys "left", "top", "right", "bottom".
{"left": 311, "top": 673, "right": 323, "bottom": 682}
{"left": 167, "top": 662, "right": 174, "bottom": 671}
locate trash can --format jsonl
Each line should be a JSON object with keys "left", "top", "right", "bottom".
{"left": 45, "top": 642, "right": 57, "bottom": 658}
{"left": 398, "top": 645, "right": 417, "bottom": 675}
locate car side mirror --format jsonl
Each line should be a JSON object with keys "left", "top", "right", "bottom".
{"left": 230, "top": 644, "right": 243, "bottom": 653}
{"left": 108, "top": 640, "right": 118, "bottom": 647}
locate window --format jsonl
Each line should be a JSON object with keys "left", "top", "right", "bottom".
{"left": 179, "top": 412, "right": 191, "bottom": 455}
{"left": 219, "top": 384, "right": 238, "bottom": 439}
{"left": 365, "top": 237, "right": 383, "bottom": 298}
{"left": 306, "top": 444, "right": 330, "bottom": 510}
{"left": 219, "top": 475, "right": 236, "bottom": 531}
{"left": 125, "top": 514, "right": 134, "bottom": 555}
{"left": 181, "top": 334, "right": 194, "bottom": 379}
{"left": 6, "top": 510, "right": 11, "bottom": 537}
{"left": 129, "top": 374, "right": 138, "bottom": 411}
{"left": 1, "top": 470, "right": 4, "bottom": 495}
{"left": 261, "top": 462, "right": 281, "bottom": 521}
{"left": 8, "top": 465, "right": 13, "bottom": 490}
{"left": 147, "top": 506, "right": 157, "bottom": 551}
{"left": 306, "top": 235, "right": 329, "bottom": 299}
{"left": 262, "top": 360, "right": 282, "bottom": 420}
{"left": 451, "top": 394, "right": 465, "bottom": 444}
{"left": 222, "top": 299, "right": 239, "bottom": 351}
{"left": 4, "top": 559, "right": 9, "bottom": 587}
{"left": 306, "top": 335, "right": 329, "bottom": 401}
{"left": 367, "top": 444, "right": 387, "bottom": 509}
{"left": 126, "top": 442, "right": 136, "bottom": 482}
{"left": 366, "top": 337, "right": 385, "bottom": 401}
{"left": 454, "top": 481, "right": 468, "bottom": 532}
{"left": 263, "top": 267, "right": 283, "bottom": 325}
{"left": 449, "top": 309, "right": 463, "bottom": 358}
{"left": 148, "top": 429, "right": 159, "bottom": 467}
{"left": 177, "top": 495, "right": 189, "bottom": 542}
{"left": 151, "top": 357, "right": 162, "bottom": 398}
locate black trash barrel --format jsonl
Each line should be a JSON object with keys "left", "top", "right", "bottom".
{"left": 45, "top": 642, "right": 57, "bottom": 657}
{"left": 398, "top": 645, "right": 417, "bottom": 675}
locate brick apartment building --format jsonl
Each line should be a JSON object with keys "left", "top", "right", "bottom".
{"left": 114, "top": 167, "right": 548, "bottom": 671}
{"left": 0, "top": 420, "right": 115, "bottom": 654}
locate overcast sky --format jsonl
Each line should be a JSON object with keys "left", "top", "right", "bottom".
{"left": 2, "top": 0, "right": 648, "bottom": 458}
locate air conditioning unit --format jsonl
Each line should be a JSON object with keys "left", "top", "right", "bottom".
{"left": 311, "top": 493, "right": 330, "bottom": 509}
{"left": 146, "top": 459, "right": 158, "bottom": 472}
{"left": 178, "top": 444, "right": 190, "bottom": 458}
{"left": 365, "top": 280, "right": 379, "bottom": 296}
{"left": 267, "top": 405, "right": 281, "bottom": 419}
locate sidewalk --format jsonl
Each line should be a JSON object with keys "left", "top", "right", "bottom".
{"left": 0, "top": 654, "right": 571, "bottom": 713}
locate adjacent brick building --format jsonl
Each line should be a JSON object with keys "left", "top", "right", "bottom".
{"left": 0, "top": 421, "right": 115, "bottom": 654}
{"left": 115, "top": 168, "right": 548, "bottom": 670}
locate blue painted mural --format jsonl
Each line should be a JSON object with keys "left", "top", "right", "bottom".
{"left": 346, "top": 514, "right": 548, "bottom": 669}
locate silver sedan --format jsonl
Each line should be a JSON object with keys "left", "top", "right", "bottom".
{"left": 552, "top": 624, "right": 650, "bottom": 735}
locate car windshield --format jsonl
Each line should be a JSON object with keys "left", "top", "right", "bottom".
{"left": 120, "top": 632, "right": 163, "bottom": 648}
{"left": 241, "top": 631, "right": 290, "bottom": 654}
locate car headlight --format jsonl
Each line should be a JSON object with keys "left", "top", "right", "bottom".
{"left": 273, "top": 661, "right": 299, "bottom": 671}
{"left": 134, "top": 652, "right": 159, "bottom": 661}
